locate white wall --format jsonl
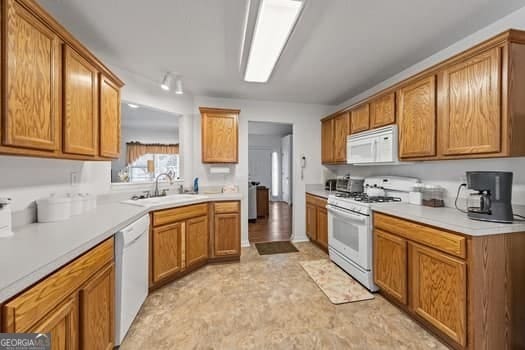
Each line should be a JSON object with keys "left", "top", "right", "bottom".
{"left": 192, "top": 96, "right": 332, "bottom": 246}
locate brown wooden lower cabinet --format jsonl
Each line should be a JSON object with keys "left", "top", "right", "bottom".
{"left": 373, "top": 212, "right": 525, "bottom": 350}
{"left": 373, "top": 229, "right": 407, "bottom": 305}
{"left": 305, "top": 194, "right": 328, "bottom": 251}
{"left": 150, "top": 201, "right": 241, "bottom": 289}
{"left": 80, "top": 263, "right": 115, "bottom": 350}
{"left": 1, "top": 238, "right": 114, "bottom": 350}
{"left": 29, "top": 295, "right": 78, "bottom": 350}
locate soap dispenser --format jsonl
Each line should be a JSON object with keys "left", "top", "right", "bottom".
{"left": 0, "top": 197, "right": 13, "bottom": 238}
{"left": 193, "top": 177, "right": 199, "bottom": 194}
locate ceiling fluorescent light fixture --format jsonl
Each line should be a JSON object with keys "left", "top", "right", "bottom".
{"left": 244, "top": 0, "right": 304, "bottom": 83}
{"left": 161, "top": 73, "right": 173, "bottom": 91}
{"left": 127, "top": 103, "right": 139, "bottom": 109}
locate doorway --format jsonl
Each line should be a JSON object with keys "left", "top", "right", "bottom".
{"left": 248, "top": 121, "right": 293, "bottom": 243}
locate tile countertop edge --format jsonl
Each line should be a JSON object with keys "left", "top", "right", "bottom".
{"left": 0, "top": 193, "right": 243, "bottom": 303}
{"left": 371, "top": 203, "right": 525, "bottom": 236}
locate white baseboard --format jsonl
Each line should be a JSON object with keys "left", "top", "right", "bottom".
{"left": 292, "top": 234, "right": 309, "bottom": 243}
{"left": 241, "top": 240, "right": 251, "bottom": 248}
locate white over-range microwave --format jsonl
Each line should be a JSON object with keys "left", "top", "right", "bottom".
{"left": 346, "top": 125, "right": 398, "bottom": 165}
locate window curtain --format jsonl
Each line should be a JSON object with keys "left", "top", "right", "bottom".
{"left": 126, "top": 142, "right": 179, "bottom": 165}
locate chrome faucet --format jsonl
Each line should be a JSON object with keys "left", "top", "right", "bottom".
{"left": 153, "top": 171, "right": 174, "bottom": 197}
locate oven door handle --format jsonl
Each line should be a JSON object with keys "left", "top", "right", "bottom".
{"left": 327, "top": 205, "right": 368, "bottom": 223}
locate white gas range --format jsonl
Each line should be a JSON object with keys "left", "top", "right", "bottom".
{"left": 327, "top": 176, "right": 419, "bottom": 292}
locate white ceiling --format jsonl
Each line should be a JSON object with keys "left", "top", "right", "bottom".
{"left": 38, "top": 0, "right": 525, "bottom": 105}
{"left": 121, "top": 102, "right": 179, "bottom": 132}
{"left": 248, "top": 121, "right": 293, "bottom": 136}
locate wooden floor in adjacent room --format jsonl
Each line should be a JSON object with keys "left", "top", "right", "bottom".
{"left": 249, "top": 201, "right": 292, "bottom": 243}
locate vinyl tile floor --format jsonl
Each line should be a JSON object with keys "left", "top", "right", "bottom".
{"left": 120, "top": 242, "right": 447, "bottom": 350}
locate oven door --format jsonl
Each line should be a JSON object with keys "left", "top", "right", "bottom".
{"left": 327, "top": 205, "right": 371, "bottom": 270}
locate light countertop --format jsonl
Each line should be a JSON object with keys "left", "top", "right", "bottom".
{"left": 305, "top": 184, "right": 333, "bottom": 199}
{"left": 0, "top": 192, "right": 242, "bottom": 302}
{"left": 371, "top": 203, "right": 525, "bottom": 236}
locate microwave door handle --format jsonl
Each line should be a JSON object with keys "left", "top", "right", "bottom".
{"left": 327, "top": 206, "right": 367, "bottom": 223}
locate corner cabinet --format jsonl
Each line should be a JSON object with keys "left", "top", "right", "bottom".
{"left": 149, "top": 201, "right": 240, "bottom": 289}
{"left": 200, "top": 107, "right": 239, "bottom": 163}
{"left": 0, "top": 0, "right": 123, "bottom": 160}
{"left": 1, "top": 238, "right": 115, "bottom": 349}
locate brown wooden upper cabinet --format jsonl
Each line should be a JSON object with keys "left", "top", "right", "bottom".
{"left": 322, "top": 30, "right": 525, "bottom": 162}
{"left": 321, "top": 118, "right": 334, "bottom": 164}
{"left": 370, "top": 92, "right": 396, "bottom": 128}
{"left": 350, "top": 104, "right": 370, "bottom": 134}
{"left": 333, "top": 112, "right": 350, "bottom": 162}
{"left": 99, "top": 74, "right": 121, "bottom": 158}
{"left": 200, "top": 107, "right": 239, "bottom": 163}
{"left": 0, "top": 0, "right": 123, "bottom": 160}
{"left": 439, "top": 47, "right": 502, "bottom": 156}
{"left": 3, "top": 0, "right": 61, "bottom": 153}
{"left": 397, "top": 75, "right": 437, "bottom": 159}
{"left": 321, "top": 112, "right": 349, "bottom": 164}
{"left": 63, "top": 45, "right": 99, "bottom": 156}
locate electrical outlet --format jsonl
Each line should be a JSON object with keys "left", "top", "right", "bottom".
{"left": 70, "top": 172, "right": 79, "bottom": 186}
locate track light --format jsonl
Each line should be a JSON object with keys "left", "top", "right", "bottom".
{"left": 174, "top": 77, "right": 184, "bottom": 95}
{"left": 161, "top": 73, "right": 173, "bottom": 91}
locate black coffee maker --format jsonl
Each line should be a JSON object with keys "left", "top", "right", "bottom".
{"left": 466, "top": 171, "right": 513, "bottom": 223}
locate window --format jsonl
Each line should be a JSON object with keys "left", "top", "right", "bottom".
{"left": 271, "top": 151, "right": 280, "bottom": 197}
{"left": 129, "top": 153, "right": 180, "bottom": 183}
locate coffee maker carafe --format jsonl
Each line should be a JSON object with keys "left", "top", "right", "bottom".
{"left": 466, "top": 171, "right": 513, "bottom": 223}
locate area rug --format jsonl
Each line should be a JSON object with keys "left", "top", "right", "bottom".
{"left": 300, "top": 259, "right": 375, "bottom": 304}
{"left": 255, "top": 241, "right": 299, "bottom": 255}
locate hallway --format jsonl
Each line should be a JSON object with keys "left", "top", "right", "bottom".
{"left": 249, "top": 202, "right": 292, "bottom": 243}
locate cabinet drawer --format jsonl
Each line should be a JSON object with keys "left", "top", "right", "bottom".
{"left": 306, "top": 194, "right": 327, "bottom": 208}
{"left": 2, "top": 238, "right": 114, "bottom": 332}
{"left": 214, "top": 201, "right": 240, "bottom": 214}
{"left": 374, "top": 213, "right": 466, "bottom": 259}
{"left": 152, "top": 203, "right": 208, "bottom": 227}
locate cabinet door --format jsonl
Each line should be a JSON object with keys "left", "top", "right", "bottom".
{"left": 333, "top": 112, "right": 349, "bottom": 162}
{"left": 99, "top": 75, "right": 121, "bottom": 158}
{"left": 398, "top": 76, "right": 437, "bottom": 158}
{"left": 29, "top": 295, "right": 78, "bottom": 350}
{"left": 152, "top": 222, "right": 182, "bottom": 283}
{"left": 410, "top": 242, "right": 467, "bottom": 346}
{"left": 306, "top": 203, "right": 317, "bottom": 241}
{"left": 316, "top": 207, "right": 328, "bottom": 249}
{"left": 214, "top": 213, "right": 240, "bottom": 257}
{"left": 200, "top": 108, "right": 239, "bottom": 163}
{"left": 440, "top": 48, "right": 501, "bottom": 156}
{"left": 321, "top": 118, "right": 334, "bottom": 164}
{"left": 373, "top": 229, "right": 407, "bottom": 304}
{"left": 4, "top": 0, "right": 61, "bottom": 151}
{"left": 79, "top": 263, "right": 114, "bottom": 350}
{"left": 63, "top": 45, "right": 98, "bottom": 156}
{"left": 350, "top": 104, "right": 370, "bottom": 134}
{"left": 370, "top": 92, "right": 396, "bottom": 128}
{"left": 186, "top": 216, "right": 209, "bottom": 267}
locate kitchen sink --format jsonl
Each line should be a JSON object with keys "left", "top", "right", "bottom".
{"left": 122, "top": 194, "right": 208, "bottom": 207}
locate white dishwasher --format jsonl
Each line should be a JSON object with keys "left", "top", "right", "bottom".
{"left": 115, "top": 214, "right": 149, "bottom": 346}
